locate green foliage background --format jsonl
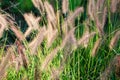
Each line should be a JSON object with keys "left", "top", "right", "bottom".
{"left": 1, "top": 0, "right": 34, "bottom": 12}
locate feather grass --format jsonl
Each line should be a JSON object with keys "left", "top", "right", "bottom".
{"left": 0, "top": 14, "right": 8, "bottom": 38}
{"left": 91, "top": 38, "right": 102, "bottom": 57}
{"left": 109, "top": 30, "right": 120, "bottom": 50}
{"left": 32, "top": 0, "right": 44, "bottom": 13}
{"left": 44, "top": 1, "right": 57, "bottom": 29}
{"left": 62, "top": 0, "right": 69, "bottom": 14}
{"left": 29, "top": 26, "right": 47, "bottom": 54}
{"left": 0, "top": 47, "right": 14, "bottom": 79}
{"left": 24, "top": 13, "right": 41, "bottom": 37}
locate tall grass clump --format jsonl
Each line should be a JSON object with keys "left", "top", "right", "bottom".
{"left": 0, "top": 0, "right": 120, "bottom": 80}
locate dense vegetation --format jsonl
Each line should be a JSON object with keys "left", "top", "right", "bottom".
{"left": 0, "top": 0, "right": 120, "bottom": 80}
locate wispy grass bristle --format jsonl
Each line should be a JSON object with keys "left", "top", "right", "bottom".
{"left": 78, "top": 32, "right": 96, "bottom": 46}
{"left": 41, "top": 46, "right": 59, "bottom": 71}
{"left": 24, "top": 13, "right": 41, "bottom": 37}
{"left": 29, "top": 26, "right": 47, "bottom": 54}
{"left": 10, "top": 25, "right": 25, "bottom": 41}
{"left": 0, "top": 47, "right": 13, "bottom": 79}
{"left": 62, "top": 7, "right": 84, "bottom": 34}
{"left": 67, "top": 7, "right": 84, "bottom": 23}
{"left": 88, "top": 0, "right": 95, "bottom": 20}
{"left": 109, "top": 30, "right": 120, "bottom": 50}
{"left": 44, "top": 1, "right": 57, "bottom": 29}
{"left": 62, "top": 0, "right": 69, "bottom": 14}
{"left": 32, "top": 0, "right": 44, "bottom": 13}
{"left": 111, "top": 0, "right": 120, "bottom": 13}
{"left": 91, "top": 38, "right": 102, "bottom": 57}
{"left": 41, "top": 28, "right": 76, "bottom": 71}
{"left": 0, "top": 14, "right": 8, "bottom": 38}
{"left": 46, "top": 21, "right": 58, "bottom": 47}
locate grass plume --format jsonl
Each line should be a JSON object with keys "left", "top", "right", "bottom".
{"left": 62, "top": 0, "right": 69, "bottom": 14}
{"left": 44, "top": 1, "right": 57, "bottom": 29}
{"left": 111, "top": 0, "right": 120, "bottom": 13}
{"left": 0, "top": 47, "right": 14, "bottom": 79}
{"left": 29, "top": 26, "right": 47, "bottom": 54}
{"left": 0, "top": 14, "right": 8, "bottom": 38}
{"left": 32, "top": 0, "right": 44, "bottom": 13}
{"left": 91, "top": 38, "right": 102, "bottom": 57}
{"left": 109, "top": 30, "right": 120, "bottom": 50}
{"left": 24, "top": 13, "right": 41, "bottom": 37}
